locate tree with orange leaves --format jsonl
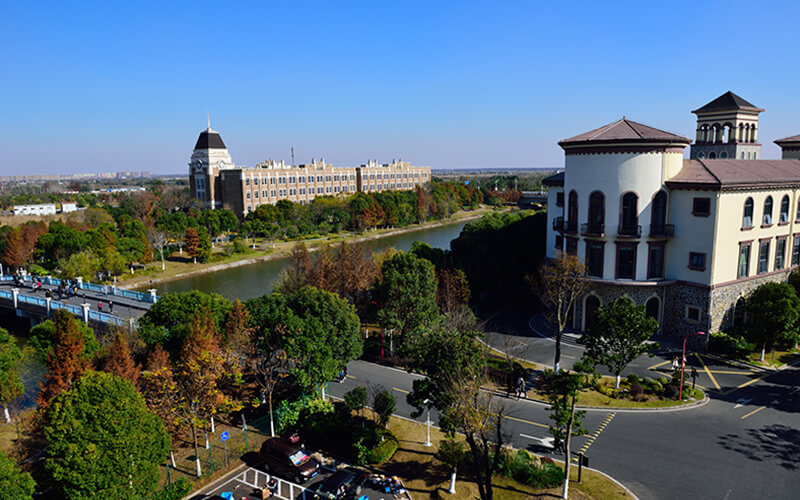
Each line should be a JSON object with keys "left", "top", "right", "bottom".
{"left": 38, "top": 310, "right": 91, "bottom": 409}
{"left": 103, "top": 332, "right": 141, "bottom": 387}
{"left": 2, "top": 228, "right": 25, "bottom": 271}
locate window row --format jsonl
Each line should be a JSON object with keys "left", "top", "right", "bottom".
{"left": 244, "top": 174, "right": 358, "bottom": 186}
{"left": 364, "top": 172, "right": 421, "bottom": 180}
{"left": 737, "top": 235, "right": 800, "bottom": 279}
{"left": 697, "top": 151, "right": 758, "bottom": 160}
{"left": 564, "top": 190, "right": 668, "bottom": 236}
{"left": 742, "top": 194, "right": 796, "bottom": 228}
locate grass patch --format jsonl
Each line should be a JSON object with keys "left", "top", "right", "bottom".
{"left": 383, "top": 414, "right": 631, "bottom": 499}
{"left": 745, "top": 349, "right": 800, "bottom": 368}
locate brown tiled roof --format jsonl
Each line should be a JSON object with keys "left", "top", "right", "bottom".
{"left": 666, "top": 159, "right": 800, "bottom": 190}
{"left": 558, "top": 118, "right": 690, "bottom": 147}
{"left": 542, "top": 172, "right": 564, "bottom": 186}
{"left": 692, "top": 91, "right": 763, "bottom": 114}
{"left": 775, "top": 134, "right": 800, "bottom": 145}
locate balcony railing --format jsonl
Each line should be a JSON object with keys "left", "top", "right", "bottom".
{"left": 581, "top": 223, "right": 605, "bottom": 237}
{"left": 617, "top": 224, "right": 642, "bottom": 238}
{"left": 649, "top": 224, "right": 675, "bottom": 238}
{"left": 552, "top": 216, "right": 564, "bottom": 231}
{"left": 564, "top": 220, "right": 578, "bottom": 234}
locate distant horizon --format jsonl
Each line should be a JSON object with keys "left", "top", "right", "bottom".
{"left": 3, "top": 2, "right": 799, "bottom": 176}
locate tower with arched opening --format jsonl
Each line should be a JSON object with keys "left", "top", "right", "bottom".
{"left": 689, "top": 91, "right": 764, "bottom": 160}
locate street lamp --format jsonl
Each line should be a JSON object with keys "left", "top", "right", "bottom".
{"left": 423, "top": 399, "right": 432, "bottom": 447}
{"left": 679, "top": 331, "right": 705, "bottom": 401}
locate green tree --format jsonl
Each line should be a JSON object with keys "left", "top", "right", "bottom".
{"left": 543, "top": 362, "right": 592, "bottom": 500}
{"left": 0, "top": 450, "right": 35, "bottom": 500}
{"left": 375, "top": 252, "right": 438, "bottom": 349}
{"left": 372, "top": 389, "right": 396, "bottom": 428}
{"left": 196, "top": 226, "right": 212, "bottom": 263}
{"left": 58, "top": 250, "right": 101, "bottom": 281}
{"left": 0, "top": 328, "right": 24, "bottom": 423}
{"left": 137, "top": 290, "right": 231, "bottom": 353}
{"left": 29, "top": 317, "right": 99, "bottom": 364}
{"left": 582, "top": 298, "right": 659, "bottom": 388}
{"left": 745, "top": 282, "right": 800, "bottom": 361}
{"left": 436, "top": 438, "right": 466, "bottom": 495}
{"left": 44, "top": 371, "right": 170, "bottom": 500}
{"left": 275, "top": 242, "right": 312, "bottom": 294}
{"left": 246, "top": 287, "right": 362, "bottom": 392}
{"left": 343, "top": 386, "right": 368, "bottom": 417}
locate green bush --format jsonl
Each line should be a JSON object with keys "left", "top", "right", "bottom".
{"left": 658, "top": 377, "right": 669, "bottom": 386}
{"left": 496, "top": 449, "right": 562, "bottom": 488}
{"left": 148, "top": 479, "right": 192, "bottom": 500}
{"left": 366, "top": 430, "right": 399, "bottom": 464}
{"left": 352, "top": 428, "right": 398, "bottom": 465}
{"left": 649, "top": 380, "right": 663, "bottom": 395}
{"left": 626, "top": 374, "right": 640, "bottom": 385}
{"left": 709, "top": 332, "right": 753, "bottom": 358}
{"left": 233, "top": 238, "right": 248, "bottom": 253}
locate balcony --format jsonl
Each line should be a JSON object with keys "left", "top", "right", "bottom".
{"left": 552, "top": 216, "right": 564, "bottom": 232}
{"left": 649, "top": 224, "right": 675, "bottom": 238}
{"left": 617, "top": 224, "right": 642, "bottom": 238}
{"left": 581, "top": 223, "right": 605, "bottom": 237}
{"left": 564, "top": 220, "right": 578, "bottom": 234}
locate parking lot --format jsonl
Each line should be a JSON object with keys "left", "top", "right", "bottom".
{"left": 190, "top": 460, "right": 410, "bottom": 500}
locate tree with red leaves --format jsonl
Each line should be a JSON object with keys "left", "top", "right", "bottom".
{"left": 103, "top": 332, "right": 140, "bottom": 387}
{"left": 38, "top": 310, "right": 91, "bottom": 409}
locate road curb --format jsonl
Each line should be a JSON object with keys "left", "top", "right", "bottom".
{"left": 182, "top": 462, "right": 248, "bottom": 500}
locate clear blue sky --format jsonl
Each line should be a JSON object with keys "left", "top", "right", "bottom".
{"left": 2, "top": 1, "right": 799, "bottom": 175}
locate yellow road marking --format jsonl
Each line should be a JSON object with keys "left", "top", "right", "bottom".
{"left": 649, "top": 360, "right": 671, "bottom": 370}
{"left": 695, "top": 353, "right": 720, "bottom": 390}
{"left": 346, "top": 375, "right": 356, "bottom": 379}
{"left": 392, "top": 387, "right": 409, "bottom": 394}
{"left": 741, "top": 406, "right": 766, "bottom": 419}
{"left": 736, "top": 376, "right": 767, "bottom": 389}
{"left": 706, "top": 370, "right": 760, "bottom": 375}
{"left": 503, "top": 415, "right": 549, "bottom": 429}
{"left": 572, "top": 412, "right": 616, "bottom": 462}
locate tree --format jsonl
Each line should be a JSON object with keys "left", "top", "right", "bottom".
{"left": 275, "top": 242, "right": 312, "bottom": 294}
{"left": 58, "top": 250, "right": 101, "bottom": 281}
{"left": 372, "top": 389, "right": 395, "bottom": 428}
{"left": 543, "top": 362, "right": 593, "bottom": 499}
{"left": 247, "top": 287, "right": 362, "bottom": 393}
{"left": 29, "top": 317, "right": 99, "bottom": 364}
{"left": 38, "top": 310, "right": 92, "bottom": 408}
{"left": 437, "top": 268, "right": 471, "bottom": 314}
{"left": 536, "top": 252, "right": 589, "bottom": 372}
{"left": 582, "top": 298, "right": 659, "bottom": 388}
{"left": 343, "top": 386, "right": 368, "bottom": 418}
{"left": 147, "top": 228, "right": 169, "bottom": 271}
{"left": 436, "top": 438, "right": 466, "bottom": 495}
{"left": 0, "top": 450, "right": 35, "bottom": 500}
{"left": 375, "top": 252, "right": 439, "bottom": 350}
{"left": 2, "top": 228, "right": 26, "bottom": 270}
{"left": 745, "top": 282, "right": 800, "bottom": 361}
{"left": 184, "top": 227, "right": 199, "bottom": 263}
{"left": 44, "top": 371, "right": 170, "bottom": 499}
{"left": 0, "top": 328, "right": 24, "bottom": 423}
{"left": 103, "top": 332, "right": 141, "bottom": 387}
{"left": 196, "top": 226, "right": 212, "bottom": 262}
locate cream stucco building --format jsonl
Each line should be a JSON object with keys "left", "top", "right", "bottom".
{"left": 544, "top": 92, "right": 800, "bottom": 340}
{"left": 188, "top": 128, "right": 430, "bottom": 217}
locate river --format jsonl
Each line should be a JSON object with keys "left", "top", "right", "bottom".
{"left": 152, "top": 219, "right": 471, "bottom": 301}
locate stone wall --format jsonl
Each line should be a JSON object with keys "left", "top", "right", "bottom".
{"left": 709, "top": 269, "right": 794, "bottom": 333}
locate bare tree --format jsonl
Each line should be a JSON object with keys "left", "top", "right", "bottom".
{"left": 535, "top": 252, "right": 589, "bottom": 372}
{"left": 147, "top": 229, "right": 169, "bottom": 271}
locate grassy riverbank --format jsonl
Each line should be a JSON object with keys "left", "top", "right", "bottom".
{"left": 118, "top": 207, "right": 501, "bottom": 290}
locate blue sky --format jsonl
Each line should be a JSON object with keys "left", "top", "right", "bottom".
{"left": 2, "top": 1, "right": 799, "bottom": 175}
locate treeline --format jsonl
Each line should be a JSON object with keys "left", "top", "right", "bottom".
{"left": 0, "top": 180, "right": 486, "bottom": 279}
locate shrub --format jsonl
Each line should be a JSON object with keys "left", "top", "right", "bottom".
{"left": 709, "top": 332, "right": 753, "bottom": 358}
{"left": 649, "top": 380, "right": 663, "bottom": 395}
{"left": 366, "top": 431, "right": 399, "bottom": 464}
{"left": 658, "top": 377, "right": 669, "bottom": 386}
{"left": 633, "top": 392, "right": 648, "bottom": 402}
{"left": 233, "top": 238, "right": 248, "bottom": 253}
{"left": 496, "top": 449, "right": 562, "bottom": 489}
{"left": 642, "top": 376, "right": 654, "bottom": 385}
{"left": 629, "top": 383, "right": 644, "bottom": 398}
{"left": 663, "top": 384, "right": 678, "bottom": 399}
{"left": 344, "top": 387, "right": 368, "bottom": 415}
{"left": 373, "top": 390, "right": 396, "bottom": 428}
{"left": 626, "top": 374, "right": 640, "bottom": 385}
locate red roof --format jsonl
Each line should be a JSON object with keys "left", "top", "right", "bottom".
{"left": 559, "top": 118, "right": 690, "bottom": 148}
{"left": 666, "top": 159, "right": 800, "bottom": 190}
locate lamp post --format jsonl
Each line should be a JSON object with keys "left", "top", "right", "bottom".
{"left": 679, "top": 331, "right": 705, "bottom": 400}
{"left": 423, "top": 399, "right": 432, "bottom": 447}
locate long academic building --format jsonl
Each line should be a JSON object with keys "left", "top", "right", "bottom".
{"left": 544, "top": 92, "right": 800, "bottom": 339}
{"left": 188, "top": 127, "right": 430, "bottom": 216}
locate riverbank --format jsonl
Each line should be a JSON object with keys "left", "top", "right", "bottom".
{"left": 120, "top": 207, "right": 503, "bottom": 290}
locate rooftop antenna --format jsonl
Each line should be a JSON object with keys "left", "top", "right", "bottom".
{"left": 207, "top": 109, "right": 211, "bottom": 129}
{"left": 291, "top": 146, "right": 295, "bottom": 166}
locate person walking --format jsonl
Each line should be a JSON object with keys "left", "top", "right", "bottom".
{"left": 108, "top": 299, "right": 113, "bottom": 313}
{"left": 97, "top": 301, "right": 103, "bottom": 312}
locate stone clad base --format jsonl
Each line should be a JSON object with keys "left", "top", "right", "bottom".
{"left": 573, "top": 271, "right": 793, "bottom": 345}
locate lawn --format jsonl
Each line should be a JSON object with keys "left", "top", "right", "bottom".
{"left": 745, "top": 349, "right": 800, "bottom": 369}
{"left": 383, "top": 416, "right": 632, "bottom": 499}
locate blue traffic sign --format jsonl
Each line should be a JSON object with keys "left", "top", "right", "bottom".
{"left": 220, "top": 431, "right": 229, "bottom": 442}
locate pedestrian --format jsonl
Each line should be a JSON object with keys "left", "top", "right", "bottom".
{"left": 516, "top": 375, "right": 525, "bottom": 399}
{"left": 108, "top": 299, "right": 113, "bottom": 313}
{"left": 671, "top": 356, "right": 679, "bottom": 372}
{"left": 98, "top": 301, "right": 103, "bottom": 312}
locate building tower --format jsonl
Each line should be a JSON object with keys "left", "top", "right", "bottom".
{"left": 188, "top": 127, "right": 234, "bottom": 208}
{"left": 689, "top": 91, "right": 764, "bottom": 160}
{"left": 775, "top": 134, "right": 800, "bottom": 160}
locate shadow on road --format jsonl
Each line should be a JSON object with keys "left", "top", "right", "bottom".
{"left": 717, "top": 424, "right": 800, "bottom": 470}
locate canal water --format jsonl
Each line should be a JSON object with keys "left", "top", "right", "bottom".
{"left": 152, "top": 219, "right": 471, "bottom": 301}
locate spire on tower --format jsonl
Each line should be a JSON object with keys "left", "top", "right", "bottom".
{"left": 207, "top": 109, "right": 211, "bottom": 129}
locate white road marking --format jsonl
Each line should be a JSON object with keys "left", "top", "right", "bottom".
{"left": 520, "top": 433, "right": 554, "bottom": 448}
{"left": 734, "top": 398, "right": 752, "bottom": 408}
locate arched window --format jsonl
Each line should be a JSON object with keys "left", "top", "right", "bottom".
{"left": 720, "top": 151, "right": 728, "bottom": 159}
{"left": 743, "top": 197, "right": 754, "bottom": 227}
{"left": 746, "top": 152, "right": 751, "bottom": 159}
{"left": 738, "top": 123, "right": 744, "bottom": 142}
{"left": 733, "top": 297, "right": 746, "bottom": 330}
{"left": 709, "top": 152, "right": 717, "bottom": 159}
{"left": 645, "top": 297, "right": 660, "bottom": 323}
{"left": 620, "top": 192, "right": 638, "bottom": 235}
{"left": 567, "top": 190, "right": 578, "bottom": 232}
{"left": 588, "top": 191, "right": 605, "bottom": 234}
{"left": 781, "top": 195, "right": 790, "bottom": 223}
{"left": 651, "top": 191, "right": 667, "bottom": 234}
{"left": 698, "top": 152, "right": 706, "bottom": 159}
{"left": 796, "top": 196, "right": 800, "bottom": 222}
{"left": 753, "top": 152, "right": 757, "bottom": 159}
{"left": 584, "top": 296, "right": 601, "bottom": 333}
{"left": 741, "top": 152, "right": 745, "bottom": 159}
{"left": 763, "top": 196, "right": 773, "bottom": 225}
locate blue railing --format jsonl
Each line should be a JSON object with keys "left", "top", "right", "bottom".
{"left": 88, "top": 310, "right": 128, "bottom": 327}
{"left": 114, "top": 288, "right": 150, "bottom": 302}
{"left": 0, "top": 290, "right": 11, "bottom": 299}
{"left": 83, "top": 282, "right": 106, "bottom": 293}
{"left": 18, "top": 294, "right": 47, "bottom": 307}
{"left": 1, "top": 275, "right": 155, "bottom": 304}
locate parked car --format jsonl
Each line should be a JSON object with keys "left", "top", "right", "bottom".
{"left": 259, "top": 437, "right": 320, "bottom": 483}
{"left": 312, "top": 467, "right": 368, "bottom": 499}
